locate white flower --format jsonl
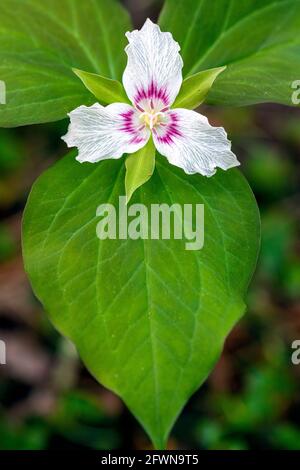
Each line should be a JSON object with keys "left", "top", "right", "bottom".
{"left": 62, "top": 19, "right": 239, "bottom": 177}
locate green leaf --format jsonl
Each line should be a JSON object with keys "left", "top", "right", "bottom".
{"left": 125, "top": 139, "right": 156, "bottom": 204}
{"left": 0, "top": 0, "right": 131, "bottom": 127}
{"left": 22, "top": 153, "right": 260, "bottom": 448}
{"left": 73, "top": 68, "right": 129, "bottom": 105}
{"left": 160, "top": 0, "right": 300, "bottom": 106}
{"left": 173, "top": 66, "right": 226, "bottom": 109}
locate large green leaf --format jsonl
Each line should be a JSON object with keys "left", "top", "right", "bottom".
{"left": 22, "top": 152, "right": 260, "bottom": 448}
{"left": 160, "top": 0, "right": 300, "bottom": 106}
{"left": 0, "top": 0, "right": 131, "bottom": 127}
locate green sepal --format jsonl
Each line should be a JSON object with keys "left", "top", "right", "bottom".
{"left": 73, "top": 68, "right": 130, "bottom": 105}
{"left": 125, "top": 139, "right": 156, "bottom": 203}
{"left": 173, "top": 66, "right": 226, "bottom": 109}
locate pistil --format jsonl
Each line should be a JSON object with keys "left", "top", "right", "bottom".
{"left": 140, "top": 110, "right": 165, "bottom": 130}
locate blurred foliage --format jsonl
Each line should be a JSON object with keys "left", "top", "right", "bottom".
{"left": 0, "top": 224, "right": 15, "bottom": 262}
{"left": 0, "top": 130, "right": 23, "bottom": 175}
{"left": 0, "top": 0, "right": 299, "bottom": 451}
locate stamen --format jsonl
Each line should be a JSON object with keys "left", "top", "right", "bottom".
{"left": 139, "top": 109, "right": 166, "bottom": 130}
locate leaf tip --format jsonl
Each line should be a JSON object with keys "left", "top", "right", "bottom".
{"left": 72, "top": 67, "right": 83, "bottom": 78}
{"left": 217, "top": 65, "right": 227, "bottom": 76}
{"left": 125, "top": 192, "right": 132, "bottom": 205}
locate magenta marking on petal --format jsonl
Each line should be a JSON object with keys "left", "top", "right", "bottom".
{"left": 135, "top": 87, "right": 147, "bottom": 104}
{"left": 120, "top": 110, "right": 134, "bottom": 118}
{"left": 148, "top": 81, "right": 154, "bottom": 99}
{"left": 134, "top": 79, "right": 170, "bottom": 109}
{"left": 156, "top": 111, "right": 183, "bottom": 145}
{"left": 119, "top": 109, "right": 145, "bottom": 144}
{"left": 136, "top": 103, "right": 145, "bottom": 113}
{"left": 129, "top": 136, "right": 144, "bottom": 145}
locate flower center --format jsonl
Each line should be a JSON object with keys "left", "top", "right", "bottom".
{"left": 140, "top": 110, "right": 165, "bottom": 130}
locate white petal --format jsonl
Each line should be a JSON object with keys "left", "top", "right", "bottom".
{"left": 122, "top": 19, "right": 183, "bottom": 110}
{"left": 153, "top": 109, "right": 240, "bottom": 176}
{"left": 62, "top": 103, "right": 150, "bottom": 163}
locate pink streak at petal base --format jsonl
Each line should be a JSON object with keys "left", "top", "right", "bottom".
{"left": 155, "top": 112, "right": 182, "bottom": 145}
{"left": 119, "top": 109, "right": 146, "bottom": 145}
{"left": 134, "top": 80, "right": 170, "bottom": 110}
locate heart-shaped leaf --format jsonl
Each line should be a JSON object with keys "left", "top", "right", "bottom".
{"left": 22, "top": 152, "right": 260, "bottom": 448}
{"left": 73, "top": 68, "right": 129, "bottom": 105}
{"left": 0, "top": 0, "right": 131, "bottom": 127}
{"left": 160, "top": 0, "right": 300, "bottom": 106}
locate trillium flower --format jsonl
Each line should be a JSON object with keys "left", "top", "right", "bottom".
{"left": 63, "top": 19, "right": 239, "bottom": 178}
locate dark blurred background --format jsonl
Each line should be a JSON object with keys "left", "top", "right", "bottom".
{"left": 0, "top": 0, "right": 300, "bottom": 450}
